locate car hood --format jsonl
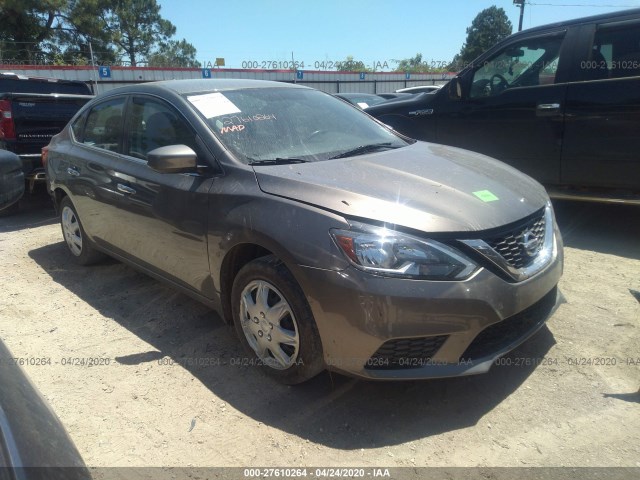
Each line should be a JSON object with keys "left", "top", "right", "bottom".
{"left": 365, "top": 91, "right": 435, "bottom": 115}
{"left": 253, "top": 142, "right": 548, "bottom": 233}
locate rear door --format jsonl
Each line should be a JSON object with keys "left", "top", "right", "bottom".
{"left": 65, "top": 96, "right": 128, "bottom": 244}
{"left": 436, "top": 30, "right": 570, "bottom": 184}
{"left": 561, "top": 20, "right": 640, "bottom": 189}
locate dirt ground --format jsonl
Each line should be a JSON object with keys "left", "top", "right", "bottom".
{"left": 0, "top": 192, "right": 638, "bottom": 471}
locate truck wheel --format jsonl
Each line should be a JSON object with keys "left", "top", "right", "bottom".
{"left": 59, "top": 196, "right": 105, "bottom": 265}
{"left": 231, "top": 255, "right": 324, "bottom": 384}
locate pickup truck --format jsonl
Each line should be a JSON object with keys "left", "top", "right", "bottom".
{"left": 0, "top": 73, "right": 93, "bottom": 198}
{"left": 366, "top": 8, "right": 640, "bottom": 204}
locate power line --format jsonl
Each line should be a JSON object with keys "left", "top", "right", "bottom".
{"left": 527, "top": 2, "right": 639, "bottom": 6}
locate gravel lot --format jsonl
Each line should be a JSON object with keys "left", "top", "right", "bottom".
{"left": 0, "top": 192, "right": 638, "bottom": 471}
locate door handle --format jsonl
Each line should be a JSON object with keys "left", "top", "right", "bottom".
{"left": 117, "top": 183, "right": 136, "bottom": 195}
{"left": 66, "top": 167, "right": 80, "bottom": 177}
{"left": 537, "top": 103, "right": 561, "bottom": 111}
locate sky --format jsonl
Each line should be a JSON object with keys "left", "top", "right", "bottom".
{"left": 158, "top": 0, "right": 640, "bottom": 70}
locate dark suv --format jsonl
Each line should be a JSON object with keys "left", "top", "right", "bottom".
{"left": 366, "top": 8, "right": 640, "bottom": 203}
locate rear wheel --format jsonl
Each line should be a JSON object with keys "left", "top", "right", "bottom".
{"left": 59, "top": 196, "right": 105, "bottom": 265}
{"left": 231, "top": 255, "right": 324, "bottom": 384}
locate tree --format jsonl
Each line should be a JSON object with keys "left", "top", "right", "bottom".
{"left": 393, "top": 53, "right": 429, "bottom": 73}
{"left": 104, "top": 0, "right": 175, "bottom": 66}
{"left": 0, "top": 0, "right": 66, "bottom": 63}
{"left": 0, "top": 0, "right": 199, "bottom": 67}
{"left": 56, "top": 0, "right": 118, "bottom": 65}
{"left": 453, "top": 6, "right": 512, "bottom": 71}
{"left": 148, "top": 39, "right": 200, "bottom": 68}
{"left": 335, "top": 55, "right": 370, "bottom": 72}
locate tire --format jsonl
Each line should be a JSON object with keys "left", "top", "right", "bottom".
{"left": 59, "top": 196, "right": 105, "bottom": 265}
{"left": 231, "top": 255, "right": 324, "bottom": 384}
{"left": 0, "top": 199, "right": 21, "bottom": 217}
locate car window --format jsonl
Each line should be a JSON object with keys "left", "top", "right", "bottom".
{"left": 70, "top": 112, "right": 87, "bottom": 143}
{"left": 186, "top": 87, "right": 407, "bottom": 164}
{"left": 0, "top": 78, "right": 92, "bottom": 95}
{"left": 588, "top": 23, "right": 640, "bottom": 80}
{"left": 127, "top": 97, "right": 200, "bottom": 161}
{"left": 470, "top": 34, "right": 564, "bottom": 98}
{"left": 81, "top": 97, "right": 126, "bottom": 152}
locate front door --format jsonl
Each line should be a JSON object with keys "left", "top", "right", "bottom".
{"left": 107, "top": 96, "right": 215, "bottom": 296}
{"left": 436, "top": 31, "right": 569, "bottom": 185}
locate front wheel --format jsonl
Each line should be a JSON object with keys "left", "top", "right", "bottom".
{"left": 59, "top": 196, "right": 105, "bottom": 265}
{"left": 231, "top": 255, "right": 324, "bottom": 384}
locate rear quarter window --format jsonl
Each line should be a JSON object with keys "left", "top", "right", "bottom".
{"left": 80, "top": 97, "right": 126, "bottom": 152}
{"left": 589, "top": 22, "right": 640, "bottom": 79}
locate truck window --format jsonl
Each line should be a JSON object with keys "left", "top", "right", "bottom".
{"left": 589, "top": 23, "right": 640, "bottom": 79}
{"left": 0, "top": 78, "right": 91, "bottom": 95}
{"left": 470, "top": 35, "right": 564, "bottom": 98}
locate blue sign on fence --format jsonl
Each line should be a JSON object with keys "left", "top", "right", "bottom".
{"left": 405, "top": 72, "right": 411, "bottom": 80}
{"left": 359, "top": 72, "right": 366, "bottom": 80}
{"left": 99, "top": 66, "right": 111, "bottom": 78}
{"left": 296, "top": 70, "right": 304, "bottom": 80}
{"left": 202, "top": 68, "right": 212, "bottom": 79}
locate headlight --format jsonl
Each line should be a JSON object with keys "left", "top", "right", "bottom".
{"left": 331, "top": 224, "right": 479, "bottom": 280}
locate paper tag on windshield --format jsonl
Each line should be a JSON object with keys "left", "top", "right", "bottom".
{"left": 187, "top": 92, "right": 241, "bottom": 118}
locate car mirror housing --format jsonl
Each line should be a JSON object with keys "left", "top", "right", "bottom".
{"left": 147, "top": 145, "right": 198, "bottom": 173}
{"left": 448, "top": 78, "right": 463, "bottom": 101}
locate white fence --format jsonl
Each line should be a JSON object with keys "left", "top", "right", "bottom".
{"left": 0, "top": 65, "right": 454, "bottom": 95}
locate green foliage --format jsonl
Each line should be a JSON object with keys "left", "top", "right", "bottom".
{"left": 452, "top": 6, "right": 513, "bottom": 71}
{"left": 148, "top": 39, "right": 201, "bottom": 68}
{"left": 0, "top": 0, "right": 66, "bottom": 62}
{"left": 105, "top": 0, "right": 175, "bottom": 66}
{"left": 0, "top": 0, "right": 199, "bottom": 67}
{"left": 391, "top": 53, "right": 447, "bottom": 73}
{"left": 393, "top": 53, "right": 429, "bottom": 73}
{"left": 58, "top": 0, "right": 118, "bottom": 65}
{"left": 335, "top": 56, "right": 371, "bottom": 72}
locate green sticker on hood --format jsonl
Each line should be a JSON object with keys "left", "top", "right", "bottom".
{"left": 473, "top": 190, "right": 499, "bottom": 202}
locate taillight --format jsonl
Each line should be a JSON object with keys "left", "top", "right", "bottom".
{"left": 0, "top": 100, "right": 16, "bottom": 140}
{"left": 42, "top": 145, "right": 50, "bottom": 169}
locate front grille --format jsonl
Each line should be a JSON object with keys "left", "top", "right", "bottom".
{"left": 486, "top": 210, "right": 546, "bottom": 269}
{"left": 461, "top": 286, "right": 557, "bottom": 361}
{"left": 365, "top": 335, "right": 449, "bottom": 370}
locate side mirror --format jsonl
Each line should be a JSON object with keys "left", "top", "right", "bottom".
{"left": 448, "top": 78, "right": 463, "bottom": 101}
{"left": 147, "top": 145, "right": 197, "bottom": 173}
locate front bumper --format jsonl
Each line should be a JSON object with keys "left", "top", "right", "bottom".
{"left": 294, "top": 231, "right": 563, "bottom": 380}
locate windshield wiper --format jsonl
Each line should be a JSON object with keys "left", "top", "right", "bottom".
{"left": 248, "top": 158, "right": 309, "bottom": 166}
{"left": 329, "top": 142, "right": 396, "bottom": 160}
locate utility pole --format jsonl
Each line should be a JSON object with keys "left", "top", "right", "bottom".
{"left": 88, "top": 42, "right": 99, "bottom": 95}
{"left": 514, "top": 0, "right": 525, "bottom": 32}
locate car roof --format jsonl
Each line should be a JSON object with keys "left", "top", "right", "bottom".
{"left": 108, "top": 79, "right": 310, "bottom": 96}
{"left": 509, "top": 7, "right": 640, "bottom": 39}
{"left": 336, "top": 93, "right": 381, "bottom": 98}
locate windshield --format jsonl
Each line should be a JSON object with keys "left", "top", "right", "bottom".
{"left": 186, "top": 87, "right": 408, "bottom": 164}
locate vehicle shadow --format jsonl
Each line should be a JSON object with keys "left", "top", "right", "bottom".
{"left": 30, "top": 241, "right": 556, "bottom": 449}
{"left": 552, "top": 200, "right": 640, "bottom": 260}
{"left": 0, "top": 190, "right": 56, "bottom": 233}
